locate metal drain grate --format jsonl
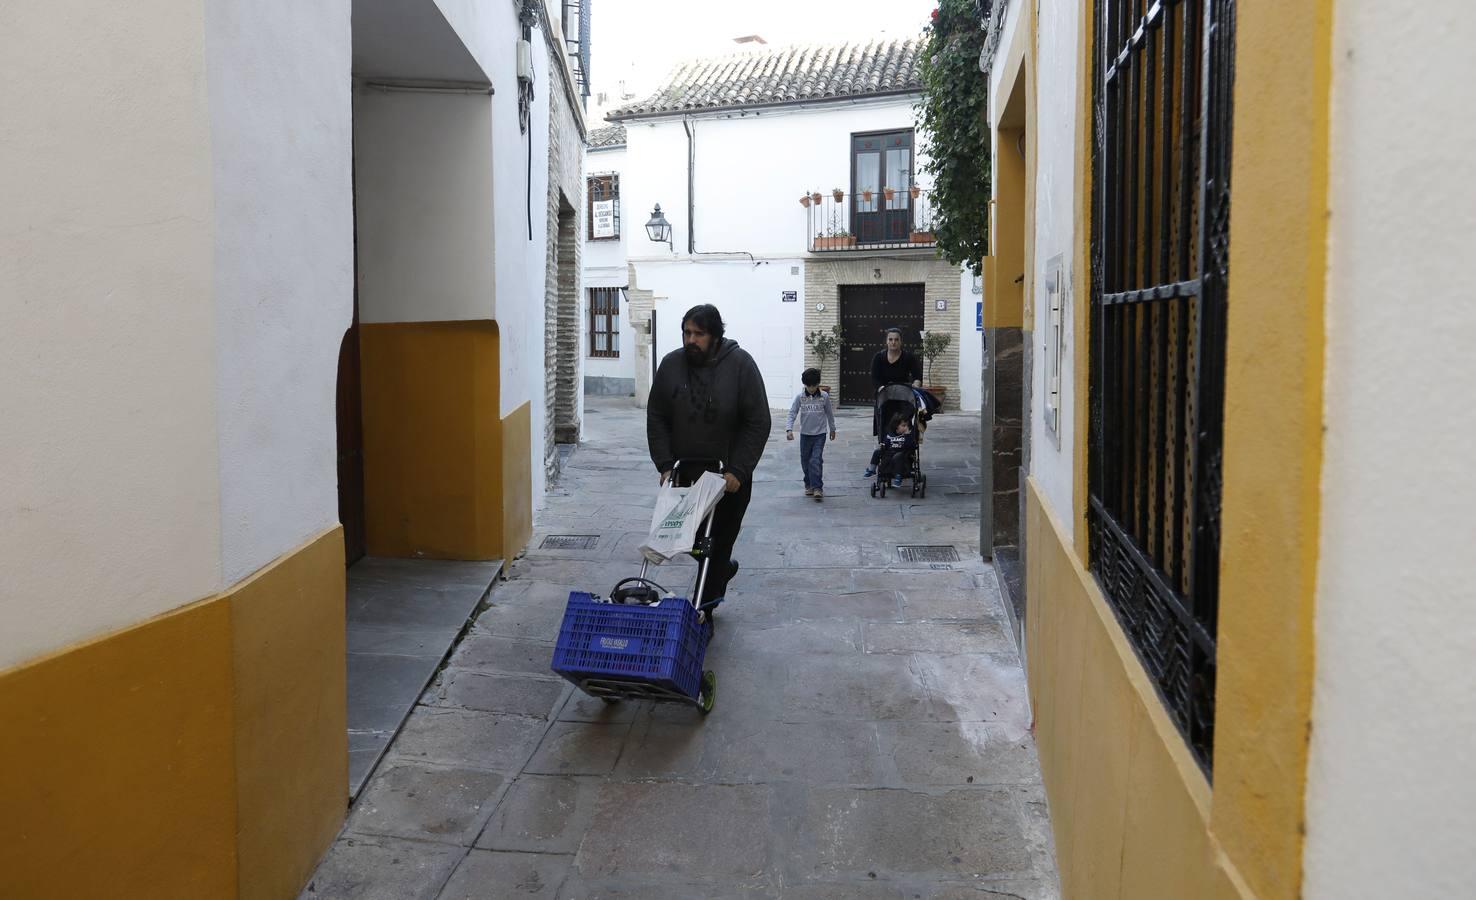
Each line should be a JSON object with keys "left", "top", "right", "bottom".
{"left": 541, "top": 534, "right": 600, "bottom": 550}
{"left": 898, "top": 545, "right": 960, "bottom": 563}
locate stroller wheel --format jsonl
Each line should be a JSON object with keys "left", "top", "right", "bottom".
{"left": 697, "top": 670, "right": 717, "bottom": 715}
{"left": 869, "top": 482, "right": 878, "bottom": 497}
{"left": 879, "top": 479, "right": 887, "bottom": 497}
{"left": 920, "top": 475, "right": 927, "bottom": 498}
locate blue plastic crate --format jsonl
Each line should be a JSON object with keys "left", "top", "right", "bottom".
{"left": 550, "top": 592, "right": 708, "bottom": 700}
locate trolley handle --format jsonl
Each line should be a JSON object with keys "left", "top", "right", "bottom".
{"left": 668, "top": 458, "right": 725, "bottom": 489}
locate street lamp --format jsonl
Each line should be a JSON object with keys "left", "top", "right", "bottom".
{"left": 644, "top": 204, "right": 672, "bottom": 251}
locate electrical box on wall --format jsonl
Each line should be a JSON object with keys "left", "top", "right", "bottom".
{"left": 517, "top": 39, "right": 534, "bottom": 82}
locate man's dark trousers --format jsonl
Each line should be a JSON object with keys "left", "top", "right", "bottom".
{"left": 699, "top": 479, "right": 752, "bottom": 605}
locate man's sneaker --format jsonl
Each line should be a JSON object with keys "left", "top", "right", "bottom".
{"left": 863, "top": 466, "right": 877, "bottom": 478}
{"left": 891, "top": 475, "right": 904, "bottom": 488}
{"left": 813, "top": 489, "right": 824, "bottom": 501}
{"left": 804, "top": 487, "right": 815, "bottom": 496}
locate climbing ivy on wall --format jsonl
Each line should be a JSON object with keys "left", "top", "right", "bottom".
{"left": 916, "top": 0, "right": 991, "bottom": 276}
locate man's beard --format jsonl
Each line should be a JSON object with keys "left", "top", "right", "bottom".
{"left": 683, "top": 343, "right": 710, "bottom": 365}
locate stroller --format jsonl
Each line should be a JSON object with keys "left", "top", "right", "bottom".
{"left": 869, "top": 383, "right": 932, "bottom": 499}
{"left": 549, "top": 459, "right": 723, "bottom": 715}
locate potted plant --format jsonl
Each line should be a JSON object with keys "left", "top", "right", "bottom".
{"left": 804, "top": 325, "right": 845, "bottom": 390}
{"left": 799, "top": 194, "right": 812, "bottom": 208}
{"left": 861, "top": 186, "right": 874, "bottom": 203}
{"left": 811, "top": 191, "right": 824, "bottom": 205}
{"left": 832, "top": 187, "right": 845, "bottom": 203}
{"left": 883, "top": 186, "right": 896, "bottom": 202}
{"left": 921, "top": 331, "right": 953, "bottom": 405}
{"left": 909, "top": 184, "right": 922, "bottom": 200}
{"left": 910, "top": 228, "right": 936, "bottom": 243}
{"left": 815, "top": 228, "right": 855, "bottom": 250}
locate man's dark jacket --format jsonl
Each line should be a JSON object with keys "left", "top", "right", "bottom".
{"left": 647, "top": 338, "right": 771, "bottom": 486}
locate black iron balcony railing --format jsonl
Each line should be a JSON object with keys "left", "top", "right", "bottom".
{"left": 803, "top": 188, "right": 938, "bottom": 252}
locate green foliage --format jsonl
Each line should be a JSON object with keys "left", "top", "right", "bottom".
{"left": 805, "top": 325, "right": 845, "bottom": 383}
{"left": 921, "top": 331, "right": 953, "bottom": 384}
{"left": 916, "top": 0, "right": 990, "bottom": 276}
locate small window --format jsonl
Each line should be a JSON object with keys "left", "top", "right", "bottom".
{"left": 589, "top": 287, "right": 621, "bottom": 358}
{"left": 588, "top": 174, "right": 619, "bottom": 240}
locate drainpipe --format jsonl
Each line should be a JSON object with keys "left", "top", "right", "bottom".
{"left": 684, "top": 118, "right": 696, "bottom": 254}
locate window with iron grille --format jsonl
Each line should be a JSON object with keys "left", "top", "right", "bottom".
{"left": 588, "top": 174, "right": 619, "bottom": 240}
{"left": 589, "top": 287, "right": 621, "bottom": 358}
{"left": 1089, "top": 0, "right": 1236, "bottom": 774}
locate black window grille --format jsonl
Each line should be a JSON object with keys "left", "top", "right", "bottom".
{"left": 1089, "top": 0, "right": 1236, "bottom": 773}
{"left": 589, "top": 287, "right": 621, "bottom": 358}
{"left": 588, "top": 174, "right": 620, "bottom": 241}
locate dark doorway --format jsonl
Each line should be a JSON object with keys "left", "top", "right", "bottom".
{"left": 336, "top": 315, "right": 366, "bottom": 566}
{"left": 851, "top": 130, "right": 914, "bottom": 245}
{"left": 838, "top": 283, "right": 925, "bottom": 405}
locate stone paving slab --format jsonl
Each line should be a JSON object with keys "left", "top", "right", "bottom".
{"left": 304, "top": 398, "right": 1057, "bottom": 899}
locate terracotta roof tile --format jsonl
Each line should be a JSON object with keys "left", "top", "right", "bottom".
{"left": 609, "top": 38, "right": 923, "bottom": 120}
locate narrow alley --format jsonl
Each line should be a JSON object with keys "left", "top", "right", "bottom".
{"left": 303, "top": 398, "right": 1058, "bottom": 899}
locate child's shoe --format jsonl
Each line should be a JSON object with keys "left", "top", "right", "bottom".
{"left": 813, "top": 489, "right": 824, "bottom": 501}
{"left": 804, "top": 487, "right": 815, "bottom": 496}
{"left": 891, "top": 475, "right": 904, "bottom": 488}
{"left": 863, "top": 466, "right": 877, "bottom": 478}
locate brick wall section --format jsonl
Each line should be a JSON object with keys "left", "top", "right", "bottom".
{"left": 542, "top": 37, "right": 586, "bottom": 480}
{"left": 801, "top": 256, "right": 964, "bottom": 409}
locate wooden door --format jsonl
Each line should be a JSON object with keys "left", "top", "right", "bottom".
{"left": 838, "top": 283, "right": 926, "bottom": 405}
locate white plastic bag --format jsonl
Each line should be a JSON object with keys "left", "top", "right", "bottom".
{"left": 638, "top": 471, "right": 728, "bottom": 563}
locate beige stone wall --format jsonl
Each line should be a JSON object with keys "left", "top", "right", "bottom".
{"left": 801, "top": 256, "right": 963, "bottom": 409}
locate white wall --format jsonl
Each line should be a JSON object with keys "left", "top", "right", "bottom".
{"left": 1026, "top": 0, "right": 1081, "bottom": 520}
{"left": 582, "top": 144, "right": 636, "bottom": 386}
{"left": 207, "top": 0, "right": 353, "bottom": 584}
{"left": 623, "top": 98, "right": 930, "bottom": 261}
{"left": 643, "top": 259, "right": 808, "bottom": 410}
{"left": 352, "top": 88, "right": 496, "bottom": 325}
{"left": 0, "top": 2, "right": 223, "bottom": 671}
{"left": 1304, "top": 4, "right": 1476, "bottom": 897}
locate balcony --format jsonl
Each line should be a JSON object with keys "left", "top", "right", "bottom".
{"left": 803, "top": 188, "right": 938, "bottom": 253}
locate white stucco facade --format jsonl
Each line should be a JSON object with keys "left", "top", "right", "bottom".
{"left": 1303, "top": 4, "right": 1476, "bottom": 897}
{"left": 352, "top": 89, "right": 495, "bottom": 325}
{"left": 1025, "top": 0, "right": 1082, "bottom": 523}
{"left": 0, "top": 0, "right": 354, "bottom": 670}
{"left": 208, "top": 0, "right": 354, "bottom": 585}
{"left": 582, "top": 143, "right": 639, "bottom": 393}
{"left": 609, "top": 95, "right": 976, "bottom": 411}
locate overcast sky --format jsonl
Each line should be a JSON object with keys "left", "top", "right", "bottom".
{"left": 587, "top": 0, "right": 938, "bottom": 122}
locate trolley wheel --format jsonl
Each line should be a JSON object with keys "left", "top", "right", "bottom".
{"left": 911, "top": 480, "right": 919, "bottom": 498}
{"left": 920, "top": 475, "right": 927, "bottom": 499}
{"left": 697, "top": 670, "right": 717, "bottom": 715}
{"left": 879, "top": 480, "right": 887, "bottom": 497}
{"left": 869, "top": 482, "right": 878, "bottom": 498}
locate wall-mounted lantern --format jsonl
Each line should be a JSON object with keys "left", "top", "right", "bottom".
{"left": 644, "top": 204, "right": 672, "bottom": 251}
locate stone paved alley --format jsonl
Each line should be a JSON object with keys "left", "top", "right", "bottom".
{"left": 303, "top": 398, "right": 1058, "bottom": 899}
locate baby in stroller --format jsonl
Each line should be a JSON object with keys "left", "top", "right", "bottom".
{"left": 865, "top": 413, "right": 916, "bottom": 487}
{"left": 865, "top": 383, "right": 931, "bottom": 498}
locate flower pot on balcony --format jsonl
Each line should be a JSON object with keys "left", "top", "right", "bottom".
{"left": 799, "top": 195, "right": 812, "bottom": 208}
{"left": 883, "top": 187, "right": 896, "bottom": 202}
{"left": 832, "top": 188, "right": 845, "bottom": 202}
{"left": 814, "top": 235, "right": 856, "bottom": 250}
{"left": 909, "top": 230, "right": 935, "bottom": 243}
{"left": 811, "top": 192, "right": 824, "bottom": 205}
{"left": 861, "top": 189, "right": 874, "bottom": 203}
{"left": 909, "top": 185, "right": 922, "bottom": 200}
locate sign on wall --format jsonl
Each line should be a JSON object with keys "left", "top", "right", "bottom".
{"left": 976, "top": 301, "right": 983, "bottom": 331}
{"left": 592, "top": 199, "right": 616, "bottom": 239}
{"left": 781, "top": 291, "right": 797, "bottom": 303}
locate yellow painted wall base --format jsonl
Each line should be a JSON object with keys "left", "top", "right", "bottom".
{"left": 500, "top": 400, "right": 534, "bottom": 563}
{"left": 0, "top": 527, "right": 346, "bottom": 899}
{"left": 360, "top": 321, "right": 505, "bottom": 560}
{"left": 1025, "top": 480, "right": 1246, "bottom": 900}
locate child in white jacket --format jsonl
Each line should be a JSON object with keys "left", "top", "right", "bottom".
{"left": 785, "top": 368, "right": 837, "bottom": 500}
